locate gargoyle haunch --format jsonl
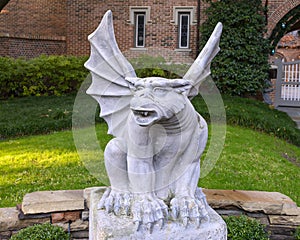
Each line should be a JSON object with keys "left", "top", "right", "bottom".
{"left": 85, "top": 10, "right": 222, "bottom": 231}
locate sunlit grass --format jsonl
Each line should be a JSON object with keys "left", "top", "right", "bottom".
{"left": 1, "top": 124, "right": 299, "bottom": 208}
{"left": 201, "top": 126, "right": 300, "bottom": 205}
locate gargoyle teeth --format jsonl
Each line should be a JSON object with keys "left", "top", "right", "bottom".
{"left": 133, "top": 110, "right": 150, "bottom": 117}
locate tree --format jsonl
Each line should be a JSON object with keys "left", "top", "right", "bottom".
{"left": 0, "top": 0, "right": 10, "bottom": 11}
{"left": 200, "top": 0, "right": 270, "bottom": 96}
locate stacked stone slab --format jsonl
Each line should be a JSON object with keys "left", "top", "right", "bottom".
{"left": 0, "top": 188, "right": 299, "bottom": 239}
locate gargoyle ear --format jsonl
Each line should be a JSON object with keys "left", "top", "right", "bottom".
{"left": 169, "top": 79, "right": 192, "bottom": 95}
{"left": 125, "top": 77, "right": 141, "bottom": 90}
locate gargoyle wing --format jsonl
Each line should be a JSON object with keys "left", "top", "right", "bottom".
{"left": 85, "top": 10, "right": 136, "bottom": 138}
{"left": 184, "top": 22, "right": 223, "bottom": 98}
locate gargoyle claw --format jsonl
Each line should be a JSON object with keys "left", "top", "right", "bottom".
{"left": 158, "top": 218, "right": 164, "bottom": 229}
{"left": 97, "top": 188, "right": 111, "bottom": 210}
{"left": 98, "top": 189, "right": 132, "bottom": 216}
{"left": 134, "top": 221, "right": 141, "bottom": 232}
{"left": 132, "top": 195, "right": 168, "bottom": 232}
{"left": 183, "top": 217, "right": 189, "bottom": 228}
{"left": 170, "top": 196, "right": 209, "bottom": 228}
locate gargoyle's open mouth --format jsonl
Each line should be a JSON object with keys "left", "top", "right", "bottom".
{"left": 131, "top": 109, "right": 159, "bottom": 126}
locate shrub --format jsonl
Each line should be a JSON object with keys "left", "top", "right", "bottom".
{"left": 10, "top": 223, "right": 69, "bottom": 240}
{"left": 130, "top": 54, "right": 189, "bottom": 79}
{"left": 200, "top": 0, "right": 270, "bottom": 96}
{"left": 295, "top": 226, "right": 300, "bottom": 240}
{"left": 224, "top": 215, "right": 269, "bottom": 240}
{"left": 192, "top": 95, "right": 300, "bottom": 147}
{"left": 0, "top": 55, "right": 88, "bottom": 99}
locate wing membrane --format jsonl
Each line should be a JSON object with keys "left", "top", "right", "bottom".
{"left": 85, "top": 10, "right": 136, "bottom": 137}
{"left": 184, "top": 22, "right": 223, "bottom": 98}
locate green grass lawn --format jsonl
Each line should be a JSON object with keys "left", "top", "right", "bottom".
{"left": 0, "top": 123, "right": 299, "bottom": 208}
{"left": 0, "top": 94, "right": 299, "bottom": 208}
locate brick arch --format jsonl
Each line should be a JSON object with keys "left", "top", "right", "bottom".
{"left": 267, "top": 0, "right": 300, "bottom": 37}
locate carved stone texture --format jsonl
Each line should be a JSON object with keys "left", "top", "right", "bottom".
{"left": 89, "top": 188, "right": 227, "bottom": 240}
{"left": 85, "top": 10, "right": 225, "bottom": 235}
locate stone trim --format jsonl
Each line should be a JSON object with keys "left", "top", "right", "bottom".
{"left": 0, "top": 33, "right": 66, "bottom": 41}
{"left": 171, "top": 6, "right": 197, "bottom": 25}
{"left": 128, "top": 6, "right": 151, "bottom": 25}
{"left": 0, "top": 188, "right": 299, "bottom": 239}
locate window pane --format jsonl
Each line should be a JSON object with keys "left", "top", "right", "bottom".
{"left": 179, "top": 14, "right": 189, "bottom": 48}
{"left": 136, "top": 14, "right": 145, "bottom": 47}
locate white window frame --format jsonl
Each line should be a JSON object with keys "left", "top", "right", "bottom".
{"left": 135, "top": 13, "right": 146, "bottom": 48}
{"left": 128, "top": 7, "right": 151, "bottom": 49}
{"left": 178, "top": 13, "right": 190, "bottom": 49}
{"left": 172, "top": 6, "right": 196, "bottom": 51}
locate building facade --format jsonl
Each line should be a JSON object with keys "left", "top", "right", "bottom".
{"left": 0, "top": 0, "right": 299, "bottom": 62}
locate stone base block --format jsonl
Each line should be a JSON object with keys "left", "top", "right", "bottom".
{"left": 89, "top": 187, "right": 227, "bottom": 240}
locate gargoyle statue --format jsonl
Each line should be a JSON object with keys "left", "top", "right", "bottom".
{"left": 85, "top": 10, "right": 222, "bottom": 232}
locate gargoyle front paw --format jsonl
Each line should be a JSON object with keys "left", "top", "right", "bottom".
{"left": 98, "top": 187, "right": 132, "bottom": 216}
{"left": 132, "top": 195, "right": 168, "bottom": 232}
{"left": 170, "top": 196, "right": 209, "bottom": 228}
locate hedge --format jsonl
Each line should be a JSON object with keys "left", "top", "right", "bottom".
{"left": 0, "top": 55, "right": 88, "bottom": 99}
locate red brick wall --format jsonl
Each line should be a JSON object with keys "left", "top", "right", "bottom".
{"left": 266, "top": 0, "right": 300, "bottom": 37}
{"left": 66, "top": 0, "right": 201, "bottom": 62}
{"left": 0, "top": 0, "right": 67, "bottom": 57}
{"left": 0, "top": 0, "right": 299, "bottom": 61}
{"left": 0, "top": 37, "right": 66, "bottom": 58}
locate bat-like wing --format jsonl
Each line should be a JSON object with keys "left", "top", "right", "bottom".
{"left": 184, "top": 22, "right": 223, "bottom": 98}
{"left": 85, "top": 10, "right": 136, "bottom": 138}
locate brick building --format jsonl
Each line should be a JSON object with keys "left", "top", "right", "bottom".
{"left": 0, "top": 0, "right": 299, "bottom": 62}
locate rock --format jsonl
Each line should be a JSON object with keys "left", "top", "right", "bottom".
{"left": 22, "top": 190, "right": 84, "bottom": 214}
{"left": 71, "top": 230, "right": 89, "bottom": 239}
{"left": 204, "top": 189, "right": 298, "bottom": 215}
{"left": 0, "top": 230, "right": 12, "bottom": 240}
{"left": 267, "top": 224, "right": 298, "bottom": 236}
{"left": 0, "top": 207, "right": 49, "bottom": 231}
{"left": 54, "top": 219, "right": 88, "bottom": 232}
{"left": 269, "top": 214, "right": 300, "bottom": 225}
{"left": 0, "top": 208, "right": 19, "bottom": 231}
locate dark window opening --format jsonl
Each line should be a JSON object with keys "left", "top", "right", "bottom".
{"left": 135, "top": 13, "right": 146, "bottom": 47}
{"left": 178, "top": 13, "right": 190, "bottom": 49}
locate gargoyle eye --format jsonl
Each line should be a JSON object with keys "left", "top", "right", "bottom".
{"left": 135, "top": 86, "right": 144, "bottom": 91}
{"left": 153, "top": 87, "right": 167, "bottom": 94}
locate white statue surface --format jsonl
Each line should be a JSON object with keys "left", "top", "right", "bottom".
{"left": 85, "top": 10, "right": 226, "bottom": 239}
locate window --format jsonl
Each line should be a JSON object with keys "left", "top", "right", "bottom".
{"left": 172, "top": 7, "right": 196, "bottom": 50}
{"left": 178, "top": 13, "right": 190, "bottom": 49}
{"left": 129, "top": 7, "right": 150, "bottom": 49}
{"left": 135, "top": 13, "right": 146, "bottom": 47}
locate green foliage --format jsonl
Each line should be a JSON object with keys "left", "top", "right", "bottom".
{"left": 192, "top": 95, "right": 300, "bottom": 147}
{"left": 1, "top": 94, "right": 299, "bottom": 147}
{"left": 130, "top": 55, "right": 189, "bottom": 79}
{"left": 10, "top": 223, "right": 69, "bottom": 240}
{"left": 200, "top": 0, "right": 270, "bottom": 96}
{"left": 224, "top": 215, "right": 269, "bottom": 240}
{"left": 295, "top": 226, "right": 300, "bottom": 240}
{"left": 0, "top": 55, "right": 88, "bottom": 99}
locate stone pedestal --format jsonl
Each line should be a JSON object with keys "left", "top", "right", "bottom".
{"left": 89, "top": 187, "right": 227, "bottom": 240}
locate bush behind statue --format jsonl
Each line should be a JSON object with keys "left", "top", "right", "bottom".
{"left": 0, "top": 55, "right": 88, "bottom": 99}
{"left": 10, "top": 223, "right": 69, "bottom": 240}
{"left": 201, "top": 0, "right": 270, "bottom": 96}
{"left": 224, "top": 215, "right": 270, "bottom": 240}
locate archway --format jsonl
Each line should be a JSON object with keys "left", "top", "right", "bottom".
{"left": 269, "top": 4, "right": 300, "bottom": 54}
